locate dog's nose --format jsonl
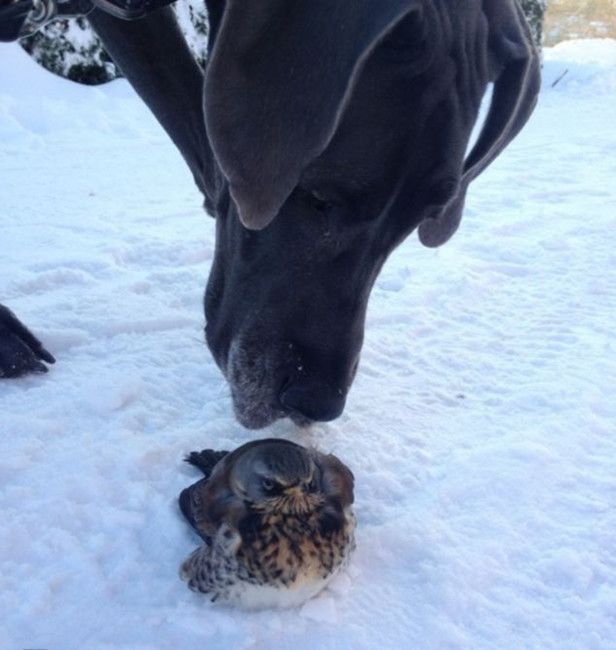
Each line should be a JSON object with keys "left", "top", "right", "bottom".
{"left": 280, "top": 379, "right": 346, "bottom": 422}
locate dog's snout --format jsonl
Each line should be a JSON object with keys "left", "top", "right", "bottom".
{"left": 280, "top": 378, "right": 346, "bottom": 423}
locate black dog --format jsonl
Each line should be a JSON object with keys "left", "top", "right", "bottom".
{"left": 0, "top": 1, "right": 540, "bottom": 428}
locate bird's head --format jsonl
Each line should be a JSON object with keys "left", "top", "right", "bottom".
{"left": 229, "top": 439, "right": 324, "bottom": 515}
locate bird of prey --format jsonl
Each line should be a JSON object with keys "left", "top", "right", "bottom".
{"left": 178, "top": 438, "right": 356, "bottom": 609}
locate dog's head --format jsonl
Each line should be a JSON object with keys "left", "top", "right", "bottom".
{"left": 202, "top": 0, "right": 540, "bottom": 428}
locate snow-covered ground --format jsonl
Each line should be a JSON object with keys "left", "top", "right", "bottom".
{"left": 1, "top": 39, "right": 615, "bottom": 650}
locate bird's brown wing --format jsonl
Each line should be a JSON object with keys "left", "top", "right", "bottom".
{"left": 313, "top": 451, "right": 355, "bottom": 535}
{"left": 179, "top": 478, "right": 212, "bottom": 542}
{"left": 315, "top": 451, "right": 355, "bottom": 507}
{"left": 179, "top": 451, "right": 248, "bottom": 541}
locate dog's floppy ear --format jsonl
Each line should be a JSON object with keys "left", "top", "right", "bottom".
{"left": 204, "top": 0, "right": 421, "bottom": 229}
{"left": 418, "top": 0, "right": 540, "bottom": 248}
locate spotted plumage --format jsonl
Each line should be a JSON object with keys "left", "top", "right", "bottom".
{"left": 178, "top": 438, "right": 355, "bottom": 609}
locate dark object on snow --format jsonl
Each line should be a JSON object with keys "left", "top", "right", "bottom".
{"left": 178, "top": 438, "right": 355, "bottom": 608}
{"left": 0, "top": 305, "right": 55, "bottom": 378}
{"left": 1, "top": 1, "right": 540, "bottom": 431}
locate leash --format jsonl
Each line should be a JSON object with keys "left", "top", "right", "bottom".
{"left": 0, "top": 0, "right": 178, "bottom": 41}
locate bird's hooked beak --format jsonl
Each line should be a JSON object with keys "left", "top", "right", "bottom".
{"left": 268, "top": 482, "right": 323, "bottom": 516}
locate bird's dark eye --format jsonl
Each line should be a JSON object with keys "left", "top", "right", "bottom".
{"left": 307, "top": 477, "right": 319, "bottom": 493}
{"left": 261, "top": 478, "right": 276, "bottom": 493}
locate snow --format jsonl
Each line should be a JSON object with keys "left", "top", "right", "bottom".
{"left": 1, "top": 38, "right": 616, "bottom": 650}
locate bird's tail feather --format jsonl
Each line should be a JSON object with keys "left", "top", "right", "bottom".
{"left": 184, "top": 449, "right": 228, "bottom": 480}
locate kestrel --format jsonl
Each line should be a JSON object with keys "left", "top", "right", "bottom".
{"left": 178, "top": 438, "right": 355, "bottom": 609}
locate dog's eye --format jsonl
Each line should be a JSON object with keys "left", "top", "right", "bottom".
{"left": 380, "top": 12, "right": 428, "bottom": 69}
{"left": 298, "top": 187, "right": 335, "bottom": 214}
{"left": 310, "top": 191, "right": 333, "bottom": 213}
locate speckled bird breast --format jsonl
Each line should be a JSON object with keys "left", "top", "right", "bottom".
{"left": 237, "top": 508, "right": 356, "bottom": 590}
